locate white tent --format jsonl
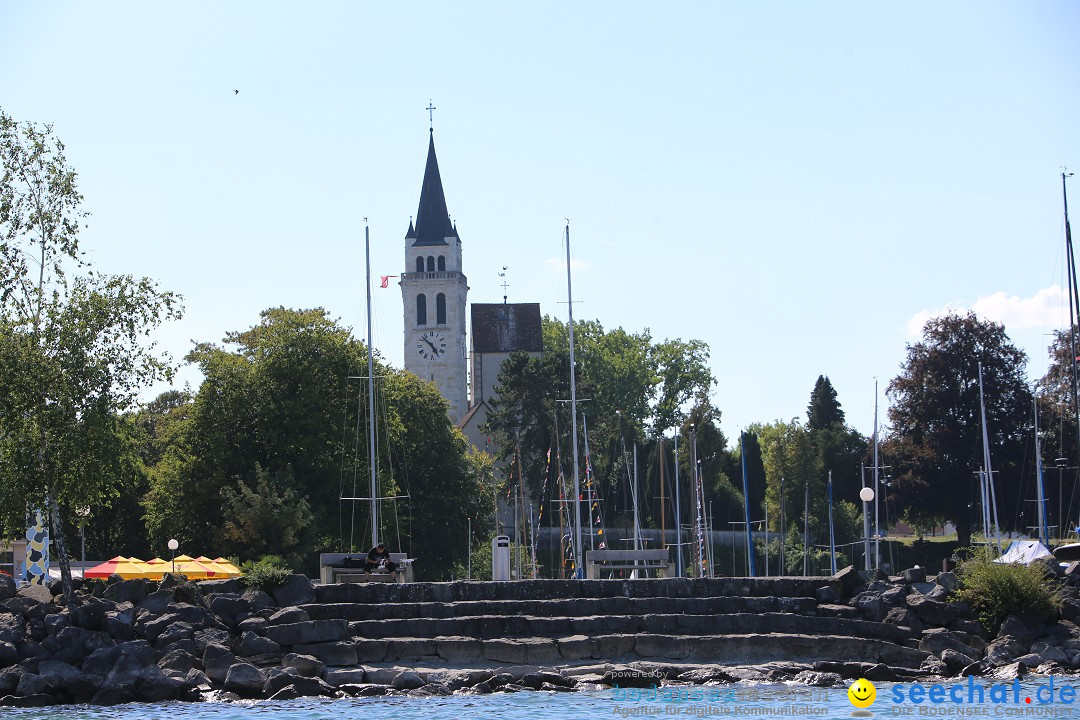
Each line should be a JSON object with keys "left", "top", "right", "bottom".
{"left": 993, "top": 540, "right": 1052, "bottom": 565}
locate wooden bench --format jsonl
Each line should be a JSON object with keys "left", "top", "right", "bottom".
{"left": 586, "top": 549, "right": 673, "bottom": 579}
{"left": 319, "top": 552, "right": 415, "bottom": 584}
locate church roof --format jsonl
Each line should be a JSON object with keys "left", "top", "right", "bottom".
{"left": 410, "top": 132, "right": 456, "bottom": 246}
{"left": 471, "top": 303, "right": 544, "bottom": 354}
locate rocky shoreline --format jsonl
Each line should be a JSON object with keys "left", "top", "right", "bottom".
{"left": 3, "top": 562, "right": 1080, "bottom": 707}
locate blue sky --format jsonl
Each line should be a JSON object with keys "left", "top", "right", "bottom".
{"left": 3, "top": 2, "right": 1079, "bottom": 443}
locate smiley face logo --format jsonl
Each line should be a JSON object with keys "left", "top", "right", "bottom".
{"left": 848, "top": 678, "right": 876, "bottom": 709}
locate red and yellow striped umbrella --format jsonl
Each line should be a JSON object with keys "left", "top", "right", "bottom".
{"left": 84, "top": 556, "right": 153, "bottom": 579}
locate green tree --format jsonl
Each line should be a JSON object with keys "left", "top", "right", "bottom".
{"left": 221, "top": 464, "right": 314, "bottom": 564}
{"left": 0, "top": 111, "right": 182, "bottom": 605}
{"left": 485, "top": 316, "right": 717, "bottom": 564}
{"left": 807, "top": 375, "right": 845, "bottom": 431}
{"left": 756, "top": 419, "right": 824, "bottom": 573}
{"left": 804, "top": 376, "right": 868, "bottom": 513}
{"left": 143, "top": 307, "right": 490, "bottom": 579}
{"left": 885, "top": 312, "right": 1032, "bottom": 547}
{"left": 1036, "top": 327, "right": 1080, "bottom": 535}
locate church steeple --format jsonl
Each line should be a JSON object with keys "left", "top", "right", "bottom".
{"left": 411, "top": 133, "right": 456, "bottom": 246}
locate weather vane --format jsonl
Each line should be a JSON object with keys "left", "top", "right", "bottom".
{"left": 427, "top": 100, "right": 436, "bottom": 131}
{"left": 499, "top": 266, "right": 509, "bottom": 304}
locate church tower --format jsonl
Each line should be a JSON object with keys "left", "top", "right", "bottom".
{"left": 400, "top": 131, "right": 469, "bottom": 422}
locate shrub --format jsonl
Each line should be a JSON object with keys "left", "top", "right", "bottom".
{"left": 241, "top": 555, "right": 293, "bottom": 593}
{"left": 953, "top": 548, "right": 1062, "bottom": 629}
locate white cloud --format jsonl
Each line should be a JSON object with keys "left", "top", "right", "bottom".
{"left": 906, "top": 285, "right": 1067, "bottom": 336}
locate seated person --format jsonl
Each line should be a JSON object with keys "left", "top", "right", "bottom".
{"left": 363, "top": 542, "right": 398, "bottom": 574}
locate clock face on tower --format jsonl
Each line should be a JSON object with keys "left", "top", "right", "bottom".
{"left": 416, "top": 330, "right": 447, "bottom": 360}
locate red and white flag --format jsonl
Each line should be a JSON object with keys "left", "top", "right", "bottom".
{"left": 380, "top": 275, "right": 398, "bottom": 288}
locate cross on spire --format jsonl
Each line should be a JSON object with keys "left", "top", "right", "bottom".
{"left": 426, "top": 100, "right": 436, "bottom": 131}
{"left": 499, "top": 266, "right": 509, "bottom": 304}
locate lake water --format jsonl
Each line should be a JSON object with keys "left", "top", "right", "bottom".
{"left": 5, "top": 680, "right": 1080, "bottom": 720}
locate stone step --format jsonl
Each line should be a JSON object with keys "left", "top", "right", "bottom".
{"left": 301, "top": 595, "right": 819, "bottom": 621}
{"left": 351, "top": 632, "right": 929, "bottom": 669}
{"left": 314, "top": 577, "right": 837, "bottom": 604}
{"left": 344, "top": 612, "right": 910, "bottom": 644}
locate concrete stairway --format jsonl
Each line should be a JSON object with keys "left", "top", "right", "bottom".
{"left": 294, "top": 577, "right": 930, "bottom": 670}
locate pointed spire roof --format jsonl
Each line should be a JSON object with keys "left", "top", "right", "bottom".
{"left": 411, "top": 132, "right": 455, "bottom": 246}
{"left": 405, "top": 218, "right": 416, "bottom": 239}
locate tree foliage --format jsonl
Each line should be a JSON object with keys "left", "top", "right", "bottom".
{"left": 885, "top": 312, "right": 1032, "bottom": 547}
{"left": 142, "top": 307, "right": 491, "bottom": 579}
{"left": 807, "top": 375, "right": 845, "bottom": 431}
{"left": 0, "top": 109, "right": 181, "bottom": 604}
{"left": 221, "top": 464, "right": 314, "bottom": 563}
{"left": 484, "top": 316, "right": 717, "bottom": 553}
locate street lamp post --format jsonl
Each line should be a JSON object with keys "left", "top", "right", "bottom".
{"left": 168, "top": 538, "right": 179, "bottom": 575}
{"left": 860, "top": 486, "right": 875, "bottom": 572}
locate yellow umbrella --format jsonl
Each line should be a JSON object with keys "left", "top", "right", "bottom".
{"left": 140, "top": 558, "right": 168, "bottom": 581}
{"left": 169, "top": 554, "right": 215, "bottom": 580}
{"left": 85, "top": 556, "right": 154, "bottom": 580}
{"left": 209, "top": 557, "right": 243, "bottom": 578}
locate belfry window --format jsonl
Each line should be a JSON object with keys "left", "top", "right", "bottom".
{"left": 417, "top": 294, "right": 427, "bottom": 325}
{"left": 426, "top": 256, "right": 435, "bottom": 272}
{"left": 436, "top": 293, "right": 446, "bottom": 325}
{"left": 415, "top": 257, "right": 424, "bottom": 273}
{"left": 437, "top": 256, "right": 446, "bottom": 271}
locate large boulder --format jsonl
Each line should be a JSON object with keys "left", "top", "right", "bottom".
{"left": 238, "top": 631, "right": 282, "bottom": 657}
{"left": 103, "top": 579, "right": 148, "bottom": 605}
{"left": 290, "top": 641, "right": 357, "bottom": 666}
{"left": 996, "top": 615, "right": 1040, "bottom": 647}
{"left": 282, "top": 653, "right": 325, "bottom": 678}
{"left": 208, "top": 594, "right": 248, "bottom": 626}
{"left": 0, "top": 641, "right": 18, "bottom": 668}
{"left": 268, "top": 607, "right": 310, "bottom": 625}
{"left": 17, "top": 584, "right": 53, "bottom": 606}
{"left": 158, "top": 648, "right": 198, "bottom": 674}
{"left": 241, "top": 587, "right": 275, "bottom": 613}
{"left": 264, "top": 619, "right": 348, "bottom": 646}
{"left": 202, "top": 644, "right": 236, "bottom": 684}
{"left": 906, "top": 594, "right": 963, "bottom": 627}
{"left": 0, "top": 615, "right": 24, "bottom": 645}
{"left": 901, "top": 566, "right": 928, "bottom": 584}
{"left": 224, "top": 662, "right": 265, "bottom": 697}
{"left": 919, "top": 629, "right": 981, "bottom": 660}
{"left": 103, "top": 609, "right": 135, "bottom": 641}
{"left": 155, "top": 621, "right": 194, "bottom": 648}
{"left": 391, "top": 670, "right": 425, "bottom": 690}
{"left": 852, "top": 592, "right": 887, "bottom": 621}
{"left": 271, "top": 575, "right": 316, "bottom": 608}
{"left": 0, "top": 575, "right": 16, "bottom": 602}
{"left": 81, "top": 647, "right": 122, "bottom": 678}
{"left": 136, "top": 664, "right": 186, "bottom": 702}
{"left": 262, "top": 669, "right": 334, "bottom": 698}
{"left": 984, "top": 638, "right": 1025, "bottom": 667}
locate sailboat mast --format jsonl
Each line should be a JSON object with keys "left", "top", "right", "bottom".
{"left": 1063, "top": 171, "right": 1080, "bottom": 535}
{"left": 740, "top": 432, "right": 756, "bottom": 577}
{"left": 978, "top": 362, "right": 1003, "bottom": 554}
{"left": 673, "top": 431, "right": 682, "bottom": 577}
{"left": 632, "top": 444, "right": 642, "bottom": 552}
{"left": 872, "top": 380, "right": 880, "bottom": 569}
{"left": 365, "top": 223, "right": 378, "bottom": 548}
{"left": 564, "top": 222, "right": 583, "bottom": 576}
{"left": 659, "top": 436, "right": 666, "bottom": 551}
{"left": 1034, "top": 397, "right": 1048, "bottom": 546}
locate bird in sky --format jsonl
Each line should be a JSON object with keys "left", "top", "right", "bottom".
{"left": 234, "top": 89, "right": 239, "bottom": 95}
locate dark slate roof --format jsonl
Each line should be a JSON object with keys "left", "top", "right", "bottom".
{"left": 471, "top": 303, "right": 544, "bottom": 353}
{"left": 405, "top": 219, "right": 416, "bottom": 239}
{"left": 411, "top": 133, "right": 455, "bottom": 246}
